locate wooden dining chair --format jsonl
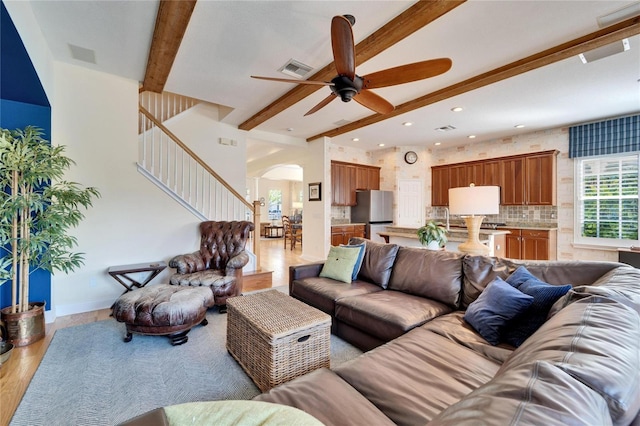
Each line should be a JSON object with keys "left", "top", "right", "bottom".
{"left": 282, "top": 216, "right": 302, "bottom": 250}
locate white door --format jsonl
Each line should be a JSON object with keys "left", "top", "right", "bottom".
{"left": 397, "top": 179, "right": 424, "bottom": 227}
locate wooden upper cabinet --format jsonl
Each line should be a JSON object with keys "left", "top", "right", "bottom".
{"left": 331, "top": 161, "right": 380, "bottom": 206}
{"left": 431, "top": 150, "right": 557, "bottom": 207}
{"left": 431, "top": 166, "right": 450, "bottom": 206}
{"left": 465, "top": 163, "right": 484, "bottom": 187}
{"left": 355, "top": 165, "right": 380, "bottom": 191}
{"left": 449, "top": 164, "right": 467, "bottom": 190}
{"left": 483, "top": 160, "right": 501, "bottom": 187}
{"left": 501, "top": 157, "right": 526, "bottom": 205}
{"left": 525, "top": 153, "right": 556, "bottom": 205}
{"left": 367, "top": 167, "right": 380, "bottom": 190}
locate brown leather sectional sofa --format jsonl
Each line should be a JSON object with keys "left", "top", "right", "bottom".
{"left": 255, "top": 238, "right": 640, "bottom": 425}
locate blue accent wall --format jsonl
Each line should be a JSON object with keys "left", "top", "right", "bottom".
{"left": 0, "top": 1, "right": 53, "bottom": 311}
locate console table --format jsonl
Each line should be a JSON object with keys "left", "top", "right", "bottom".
{"left": 108, "top": 261, "right": 167, "bottom": 295}
{"left": 264, "top": 225, "right": 284, "bottom": 238}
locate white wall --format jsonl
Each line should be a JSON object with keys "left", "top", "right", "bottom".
{"left": 302, "top": 138, "right": 331, "bottom": 261}
{"left": 50, "top": 62, "right": 211, "bottom": 317}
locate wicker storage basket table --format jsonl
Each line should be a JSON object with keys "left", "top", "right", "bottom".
{"left": 226, "top": 290, "right": 331, "bottom": 391}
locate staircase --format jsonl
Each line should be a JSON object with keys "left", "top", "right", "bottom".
{"left": 138, "top": 91, "right": 262, "bottom": 270}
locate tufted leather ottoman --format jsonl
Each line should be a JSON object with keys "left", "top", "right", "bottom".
{"left": 112, "top": 284, "right": 215, "bottom": 345}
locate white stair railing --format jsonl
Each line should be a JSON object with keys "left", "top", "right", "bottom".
{"left": 138, "top": 104, "right": 262, "bottom": 269}
{"left": 138, "top": 91, "right": 199, "bottom": 134}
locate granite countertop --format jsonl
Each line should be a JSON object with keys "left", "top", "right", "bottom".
{"left": 385, "top": 226, "right": 510, "bottom": 237}
{"left": 378, "top": 229, "right": 491, "bottom": 244}
{"left": 330, "top": 222, "right": 367, "bottom": 226}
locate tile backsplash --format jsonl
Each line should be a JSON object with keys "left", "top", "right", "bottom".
{"left": 430, "top": 205, "right": 557, "bottom": 226}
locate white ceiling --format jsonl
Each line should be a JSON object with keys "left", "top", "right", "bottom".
{"left": 19, "top": 0, "right": 640, "bottom": 156}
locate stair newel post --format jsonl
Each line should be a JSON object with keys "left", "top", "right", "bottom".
{"left": 253, "top": 200, "right": 261, "bottom": 269}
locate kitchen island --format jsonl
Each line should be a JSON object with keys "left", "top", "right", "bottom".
{"left": 378, "top": 226, "right": 510, "bottom": 257}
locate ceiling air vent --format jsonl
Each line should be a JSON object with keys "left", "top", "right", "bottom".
{"left": 279, "top": 59, "right": 313, "bottom": 78}
{"left": 435, "top": 125, "right": 456, "bottom": 132}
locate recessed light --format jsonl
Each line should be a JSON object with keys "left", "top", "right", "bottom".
{"left": 434, "top": 142, "right": 441, "bottom": 146}
{"left": 378, "top": 143, "right": 385, "bottom": 147}
{"left": 352, "top": 138, "right": 359, "bottom": 142}
{"left": 451, "top": 107, "right": 463, "bottom": 112}
{"left": 514, "top": 124, "right": 525, "bottom": 128}
{"left": 286, "top": 128, "right": 294, "bottom": 132}
{"left": 468, "top": 135, "right": 476, "bottom": 139}
{"left": 402, "top": 122, "right": 413, "bottom": 126}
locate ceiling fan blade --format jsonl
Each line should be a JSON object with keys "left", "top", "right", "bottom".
{"left": 362, "top": 58, "right": 453, "bottom": 89}
{"left": 304, "top": 94, "right": 337, "bottom": 116}
{"left": 331, "top": 16, "right": 355, "bottom": 80}
{"left": 251, "top": 76, "right": 333, "bottom": 86}
{"left": 354, "top": 89, "right": 394, "bottom": 115}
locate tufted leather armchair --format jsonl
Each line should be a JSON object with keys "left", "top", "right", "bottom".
{"left": 169, "top": 221, "right": 255, "bottom": 310}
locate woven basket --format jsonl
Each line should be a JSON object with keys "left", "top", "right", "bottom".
{"left": 227, "top": 290, "right": 331, "bottom": 391}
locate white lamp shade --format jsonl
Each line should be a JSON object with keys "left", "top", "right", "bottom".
{"left": 448, "top": 186, "right": 500, "bottom": 215}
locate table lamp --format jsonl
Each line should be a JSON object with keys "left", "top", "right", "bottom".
{"left": 448, "top": 184, "right": 500, "bottom": 255}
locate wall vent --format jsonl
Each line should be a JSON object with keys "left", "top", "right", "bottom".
{"left": 435, "top": 125, "right": 456, "bottom": 132}
{"left": 68, "top": 43, "right": 96, "bottom": 64}
{"left": 279, "top": 59, "right": 313, "bottom": 78}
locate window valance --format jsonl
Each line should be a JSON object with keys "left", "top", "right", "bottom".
{"left": 569, "top": 114, "right": 639, "bottom": 158}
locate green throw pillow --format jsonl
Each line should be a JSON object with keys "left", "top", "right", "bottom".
{"left": 319, "top": 246, "right": 361, "bottom": 283}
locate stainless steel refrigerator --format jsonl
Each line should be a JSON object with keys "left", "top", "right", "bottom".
{"left": 351, "top": 190, "right": 393, "bottom": 243}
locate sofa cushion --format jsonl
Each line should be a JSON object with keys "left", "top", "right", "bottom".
{"left": 464, "top": 277, "right": 534, "bottom": 345}
{"left": 499, "top": 296, "right": 640, "bottom": 426}
{"left": 290, "top": 277, "right": 382, "bottom": 316}
{"left": 503, "top": 267, "right": 572, "bottom": 347}
{"left": 254, "top": 368, "right": 395, "bottom": 426}
{"left": 420, "top": 311, "right": 514, "bottom": 365}
{"left": 334, "top": 327, "right": 500, "bottom": 425}
{"left": 348, "top": 237, "right": 399, "bottom": 289}
{"left": 549, "top": 266, "right": 640, "bottom": 318}
{"left": 340, "top": 242, "right": 366, "bottom": 280}
{"left": 461, "top": 255, "right": 622, "bottom": 308}
{"left": 387, "top": 247, "right": 463, "bottom": 308}
{"left": 429, "top": 360, "right": 612, "bottom": 426}
{"left": 319, "top": 245, "right": 362, "bottom": 283}
{"left": 335, "top": 290, "right": 453, "bottom": 342}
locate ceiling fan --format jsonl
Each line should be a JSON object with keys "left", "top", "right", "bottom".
{"left": 251, "top": 14, "right": 452, "bottom": 116}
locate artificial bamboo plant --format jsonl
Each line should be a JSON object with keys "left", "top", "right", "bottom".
{"left": 0, "top": 126, "right": 100, "bottom": 313}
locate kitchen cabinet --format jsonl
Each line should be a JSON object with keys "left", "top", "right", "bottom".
{"left": 331, "top": 161, "right": 380, "bottom": 206}
{"left": 525, "top": 153, "right": 556, "bottom": 205}
{"left": 483, "top": 160, "right": 501, "bottom": 187}
{"left": 355, "top": 165, "right": 380, "bottom": 191}
{"left": 431, "top": 166, "right": 450, "bottom": 206}
{"left": 504, "top": 228, "right": 557, "bottom": 260}
{"left": 331, "top": 224, "right": 365, "bottom": 246}
{"left": 431, "top": 151, "right": 558, "bottom": 207}
{"left": 501, "top": 157, "right": 526, "bottom": 205}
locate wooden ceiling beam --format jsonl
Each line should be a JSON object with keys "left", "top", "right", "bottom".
{"left": 308, "top": 15, "right": 640, "bottom": 141}
{"left": 238, "top": 0, "right": 466, "bottom": 131}
{"left": 142, "top": 0, "right": 197, "bottom": 93}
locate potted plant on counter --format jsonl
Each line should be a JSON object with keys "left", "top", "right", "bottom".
{"left": 417, "top": 220, "right": 448, "bottom": 250}
{"left": 0, "top": 126, "right": 100, "bottom": 346}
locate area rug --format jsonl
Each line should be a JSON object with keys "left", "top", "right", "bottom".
{"left": 10, "top": 291, "right": 362, "bottom": 426}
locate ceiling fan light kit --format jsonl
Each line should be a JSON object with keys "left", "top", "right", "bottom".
{"left": 252, "top": 14, "right": 452, "bottom": 117}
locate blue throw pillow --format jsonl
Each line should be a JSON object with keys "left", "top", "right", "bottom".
{"left": 340, "top": 242, "right": 366, "bottom": 280}
{"left": 464, "top": 277, "right": 534, "bottom": 345}
{"left": 505, "top": 265, "right": 539, "bottom": 288}
{"left": 503, "top": 268, "right": 572, "bottom": 347}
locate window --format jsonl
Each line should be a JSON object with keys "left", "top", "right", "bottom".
{"left": 267, "top": 189, "right": 282, "bottom": 221}
{"left": 575, "top": 153, "right": 639, "bottom": 246}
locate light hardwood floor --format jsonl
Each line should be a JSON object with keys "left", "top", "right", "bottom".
{"left": 0, "top": 237, "right": 304, "bottom": 425}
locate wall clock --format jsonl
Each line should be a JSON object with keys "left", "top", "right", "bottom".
{"left": 404, "top": 151, "right": 418, "bottom": 164}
